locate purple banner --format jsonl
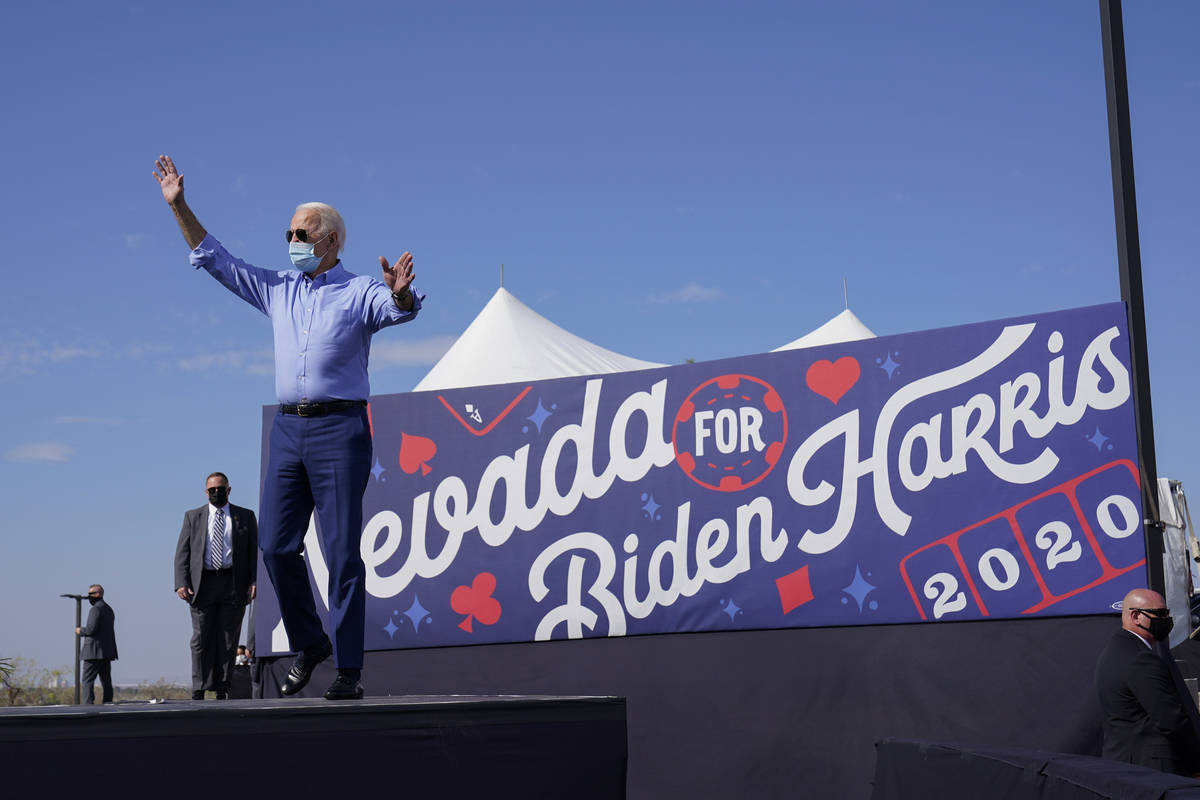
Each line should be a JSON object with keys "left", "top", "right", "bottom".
{"left": 256, "top": 302, "right": 1145, "bottom": 655}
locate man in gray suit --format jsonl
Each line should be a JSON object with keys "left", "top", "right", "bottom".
{"left": 75, "top": 584, "right": 117, "bottom": 704}
{"left": 175, "top": 472, "right": 258, "bottom": 700}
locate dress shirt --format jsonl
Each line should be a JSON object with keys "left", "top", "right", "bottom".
{"left": 206, "top": 503, "right": 232, "bottom": 569}
{"left": 1127, "top": 629, "right": 1155, "bottom": 650}
{"left": 189, "top": 235, "right": 423, "bottom": 404}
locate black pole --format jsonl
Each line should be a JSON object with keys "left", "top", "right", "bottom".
{"left": 1099, "top": 0, "right": 1164, "bottom": 593}
{"left": 61, "top": 594, "right": 84, "bottom": 704}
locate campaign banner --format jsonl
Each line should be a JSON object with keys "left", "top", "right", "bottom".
{"left": 256, "top": 302, "right": 1146, "bottom": 655}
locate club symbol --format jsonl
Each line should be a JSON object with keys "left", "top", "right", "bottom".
{"left": 451, "top": 573, "right": 502, "bottom": 632}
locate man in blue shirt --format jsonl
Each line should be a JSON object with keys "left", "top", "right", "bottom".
{"left": 153, "top": 154, "right": 423, "bottom": 699}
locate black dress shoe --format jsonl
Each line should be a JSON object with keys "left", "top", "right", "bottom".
{"left": 323, "top": 672, "right": 364, "bottom": 700}
{"left": 214, "top": 692, "right": 227, "bottom": 700}
{"left": 280, "top": 636, "right": 333, "bottom": 696}
{"left": 191, "top": 690, "right": 205, "bottom": 701}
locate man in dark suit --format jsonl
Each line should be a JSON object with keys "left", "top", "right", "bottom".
{"left": 175, "top": 471, "right": 258, "bottom": 700}
{"left": 1095, "top": 587, "right": 1200, "bottom": 775}
{"left": 74, "top": 584, "right": 117, "bottom": 704}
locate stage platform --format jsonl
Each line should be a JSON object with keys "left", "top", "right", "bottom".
{"left": 0, "top": 694, "right": 627, "bottom": 797}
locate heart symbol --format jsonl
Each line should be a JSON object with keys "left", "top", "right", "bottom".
{"left": 398, "top": 432, "right": 437, "bottom": 476}
{"left": 451, "top": 572, "right": 502, "bottom": 632}
{"left": 805, "top": 357, "right": 860, "bottom": 405}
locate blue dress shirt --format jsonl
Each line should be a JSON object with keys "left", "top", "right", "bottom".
{"left": 190, "top": 234, "right": 422, "bottom": 404}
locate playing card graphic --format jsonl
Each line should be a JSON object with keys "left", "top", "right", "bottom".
{"left": 398, "top": 432, "right": 437, "bottom": 476}
{"left": 451, "top": 573, "right": 502, "bottom": 632}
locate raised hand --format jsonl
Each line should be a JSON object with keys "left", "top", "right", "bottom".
{"left": 379, "top": 251, "right": 415, "bottom": 294}
{"left": 153, "top": 153, "right": 207, "bottom": 248}
{"left": 153, "top": 154, "right": 185, "bottom": 205}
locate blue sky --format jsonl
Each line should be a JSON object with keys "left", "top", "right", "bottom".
{"left": 1, "top": 1, "right": 1196, "bottom": 683}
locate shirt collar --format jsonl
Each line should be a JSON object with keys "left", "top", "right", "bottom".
{"left": 1125, "top": 628, "right": 1155, "bottom": 649}
{"left": 209, "top": 502, "right": 229, "bottom": 514}
{"left": 305, "top": 261, "right": 345, "bottom": 285}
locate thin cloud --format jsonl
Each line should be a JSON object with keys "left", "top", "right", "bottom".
{"left": 6, "top": 442, "right": 73, "bottom": 462}
{"left": 648, "top": 282, "right": 726, "bottom": 304}
{"left": 371, "top": 336, "right": 458, "bottom": 367}
{"left": 177, "top": 348, "right": 273, "bottom": 374}
{"left": 124, "top": 233, "right": 150, "bottom": 251}
{"left": 54, "top": 416, "right": 123, "bottom": 425}
{"left": 0, "top": 338, "right": 175, "bottom": 377}
{"left": 125, "top": 342, "right": 173, "bottom": 359}
{"left": 0, "top": 340, "right": 106, "bottom": 374}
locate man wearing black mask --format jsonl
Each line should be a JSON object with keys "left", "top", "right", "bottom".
{"left": 75, "top": 584, "right": 117, "bottom": 704}
{"left": 1095, "top": 587, "right": 1200, "bottom": 775}
{"left": 174, "top": 472, "right": 258, "bottom": 700}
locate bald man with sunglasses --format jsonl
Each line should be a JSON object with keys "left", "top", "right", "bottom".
{"left": 154, "top": 155, "right": 424, "bottom": 700}
{"left": 1095, "top": 587, "right": 1200, "bottom": 776}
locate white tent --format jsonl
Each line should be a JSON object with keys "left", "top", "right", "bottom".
{"left": 771, "top": 308, "right": 876, "bottom": 352}
{"left": 414, "top": 287, "right": 667, "bottom": 392}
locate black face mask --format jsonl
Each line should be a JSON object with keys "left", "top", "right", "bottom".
{"left": 88, "top": 596, "right": 100, "bottom": 606}
{"left": 1140, "top": 614, "right": 1175, "bottom": 642}
{"left": 208, "top": 487, "right": 229, "bottom": 507}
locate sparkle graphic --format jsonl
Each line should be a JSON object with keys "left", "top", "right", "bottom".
{"left": 524, "top": 399, "right": 554, "bottom": 433}
{"left": 403, "top": 596, "right": 431, "bottom": 630}
{"left": 370, "top": 457, "right": 386, "bottom": 482}
{"left": 720, "top": 598, "right": 741, "bottom": 620}
{"left": 383, "top": 618, "right": 399, "bottom": 639}
{"left": 875, "top": 352, "right": 901, "bottom": 379}
{"left": 842, "top": 566, "right": 878, "bottom": 612}
{"left": 1087, "top": 426, "right": 1111, "bottom": 452}
{"left": 640, "top": 492, "right": 662, "bottom": 521}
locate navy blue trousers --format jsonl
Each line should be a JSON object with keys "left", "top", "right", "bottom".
{"left": 260, "top": 407, "right": 371, "bottom": 669}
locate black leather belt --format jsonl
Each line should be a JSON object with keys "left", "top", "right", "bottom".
{"left": 203, "top": 568, "right": 232, "bottom": 574}
{"left": 279, "top": 399, "right": 367, "bottom": 417}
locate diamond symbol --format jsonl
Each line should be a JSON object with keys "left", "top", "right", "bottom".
{"left": 370, "top": 458, "right": 386, "bottom": 481}
{"left": 383, "top": 618, "right": 399, "bottom": 639}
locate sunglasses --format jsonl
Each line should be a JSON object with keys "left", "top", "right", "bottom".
{"left": 286, "top": 229, "right": 330, "bottom": 244}
{"left": 1131, "top": 607, "right": 1170, "bottom": 617}
{"left": 207, "top": 486, "right": 228, "bottom": 493}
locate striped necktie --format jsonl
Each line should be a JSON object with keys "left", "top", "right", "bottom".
{"left": 209, "top": 508, "right": 225, "bottom": 569}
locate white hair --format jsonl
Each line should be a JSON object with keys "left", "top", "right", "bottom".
{"left": 295, "top": 202, "right": 346, "bottom": 254}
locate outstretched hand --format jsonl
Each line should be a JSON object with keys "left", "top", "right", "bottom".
{"left": 153, "top": 155, "right": 185, "bottom": 205}
{"left": 380, "top": 251, "right": 415, "bottom": 294}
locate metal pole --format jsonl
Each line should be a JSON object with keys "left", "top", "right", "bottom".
{"left": 73, "top": 599, "right": 81, "bottom": 704}
{"left": 61, "top": 594, "right": 83, "bottom": 704}
{"left": 1099, "top": 0, "right": 1164, "bottom": 593}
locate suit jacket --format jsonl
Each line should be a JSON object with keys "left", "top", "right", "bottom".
{"left": 79, "top": 598, "right": 117, "bottom": 661}
{"left": 1095, "top": 629, "right": 1200, "bottom": 775}
{"left": 174, "top": 503, "right": 258, "bottom": 604}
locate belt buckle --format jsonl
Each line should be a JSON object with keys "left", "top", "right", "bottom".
{"left": 296, "top": 403, "right": 319, "bottom": 417}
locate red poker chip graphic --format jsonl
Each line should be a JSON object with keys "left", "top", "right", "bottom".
{"left": 672, "top": 374, "right": 787, "bottom": 492}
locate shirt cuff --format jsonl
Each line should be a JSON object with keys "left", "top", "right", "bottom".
{"left": 394, "top": 286, "right": 425, "bottom": 314}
